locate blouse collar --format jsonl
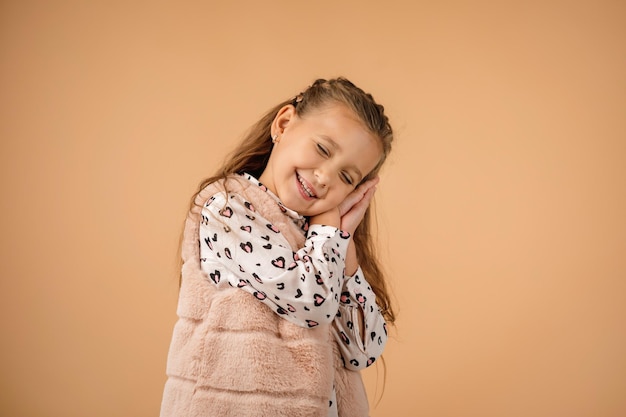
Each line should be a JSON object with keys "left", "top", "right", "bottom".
{"left": 240, "top": 173, "right": 309, "bottom": 231}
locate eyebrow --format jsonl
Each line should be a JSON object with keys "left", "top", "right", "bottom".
{"left": 318, "top": 135, "right": 364, "bottom": 181}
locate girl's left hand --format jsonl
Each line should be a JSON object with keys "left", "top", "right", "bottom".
{"left": 337, "top": 177, "right": 379, "bottom": 235}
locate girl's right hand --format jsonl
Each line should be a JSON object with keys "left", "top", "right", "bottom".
{"left": 337, "top": 177, "right": 379, "bottom": 235}
{"left": 309, "top": 177, "right": 379, "bottom": 232}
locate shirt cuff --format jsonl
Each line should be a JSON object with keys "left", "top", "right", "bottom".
{"left": 306, "top": 224, "right": 351, "bottom": 246}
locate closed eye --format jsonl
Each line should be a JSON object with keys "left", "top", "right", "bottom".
{"left": 341, "top": 171, "right": 354, "bottom": 185}
{"left": 316, "top": 143, "right": 330, "bottom": 157}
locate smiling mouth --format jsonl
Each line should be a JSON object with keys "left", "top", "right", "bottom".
{"left": 297, "top": 173, "right": 317, "bottom": 198}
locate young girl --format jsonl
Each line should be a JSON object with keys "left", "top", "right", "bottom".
{"left": 160, "top": 77, "right": 395, "bottom": 417}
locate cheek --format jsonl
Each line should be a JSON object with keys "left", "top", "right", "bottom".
{"left": 329, "top": 188, "right": 352, "bottom": 206}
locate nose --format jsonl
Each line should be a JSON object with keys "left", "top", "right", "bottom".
{"left": 314, "top": 167, "right": 330, "bottom": 188}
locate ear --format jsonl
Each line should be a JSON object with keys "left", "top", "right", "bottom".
{"left": 271, "top": 104, "right": 296, "bottom": 137}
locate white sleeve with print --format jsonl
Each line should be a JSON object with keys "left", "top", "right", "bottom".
{"left": 332, "top": 267, "right": 388, "bottom": 370}
{"left": 199, "top": 191, "right": 350, "bottom": 328}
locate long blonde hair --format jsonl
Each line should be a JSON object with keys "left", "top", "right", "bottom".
{"left": 189, "top": 77, "right": 395, "bottom": 325}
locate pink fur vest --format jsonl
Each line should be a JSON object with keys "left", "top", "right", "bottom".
{"left": 160, "top": 176, "right": 369, "bottom": 417}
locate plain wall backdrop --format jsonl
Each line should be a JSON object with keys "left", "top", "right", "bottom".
{"left": 1, "top": 1, "right": 625, "bottom": 416}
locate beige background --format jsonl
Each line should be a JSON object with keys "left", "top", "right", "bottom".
{"left": 1, "top": 1, "right": 625, "bottom": 416}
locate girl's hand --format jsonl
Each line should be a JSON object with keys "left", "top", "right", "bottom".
{"left": 337, "top": 177, "right": 379, "bottom": 235}
{"left": 309, "top": 207, "right": 341, "bottom": 229}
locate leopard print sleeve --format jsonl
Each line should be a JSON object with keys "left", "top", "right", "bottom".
{"left": 332, "top": 267, "right": 388, "bottom": 370}
{"left": 199, "top": 191, "right": 350, "bottom": 328}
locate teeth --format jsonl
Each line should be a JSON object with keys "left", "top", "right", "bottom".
{"left": 298, "top": 175, "right": 315, "bottom": 197}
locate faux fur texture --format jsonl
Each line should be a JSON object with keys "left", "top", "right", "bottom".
{"left": 160, "top": 176, "right": 369, "bottom": 417}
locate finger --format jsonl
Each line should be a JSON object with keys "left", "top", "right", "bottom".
{"left": 338, "top": 178, "right": 379, "bottom": 216}
{"left": 339, "top": 192, "right": 367, "bottom": 216}
{"left": 344, "top": 186, "right": 376, "bottom": 219}
{"left": 348, "top": 178, "right": 379, "bottom": 206}
{"left": 353, "top": 185, "right": 377, "bottom": 210}
{"left": 355, "top": 176, "right": 379, "bottom": 194}
{"left": 339, "top": 187, "right": 377, "bottom": 233}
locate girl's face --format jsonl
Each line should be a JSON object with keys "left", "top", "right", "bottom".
{"left": 259, "top": 102, "right": 382, "bottom": 216}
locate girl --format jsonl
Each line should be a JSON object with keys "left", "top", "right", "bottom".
{"left": 160, "top": 77, "right": 395, "bottom": 417}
